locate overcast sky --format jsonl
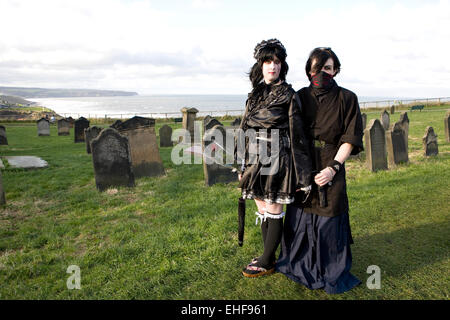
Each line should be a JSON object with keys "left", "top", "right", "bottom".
{"left": 1, "top": 0, "right": 449, "bottom": 97}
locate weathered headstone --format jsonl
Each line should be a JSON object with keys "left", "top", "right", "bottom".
{"left": 386, "top": 122, "right": 408, "bottom": 167}
{"left": 398, "top": 112, "right": 409, "bottom": 151}
{"left": 390, "top": 105, "right": 395, "bottom": 114}
{"left": 204, "top": 116, "right": 223, "bottom": 132}
{"left": 110, "top": 120, "right": 123, "bottom": 129}
{"left": 85, "top": 126, "right": 103, "bottom": 154}
{"left": 116, "top": 116, "right": 165, "bottom": 178}
{"left": 37, "top": 118, "right": 50, "bottom": 136}
{"left": 74, "top": 117, "right": 90, "bottom": 143}
{"left": 364, "top": 119, "right": 387, "bottom": 172}
{"left": 380, "top": 110, "right": 390, "bottom": 131}
{"left": 91, "top": 128, "right": 135, "bottom": 192}
{"left": 422, "top": 126, "right": 438, "bottom": 156}
{"left": 231, "top": 118, "right": 241, "bottom": 127}
{"left": 181, "top": 107, "right": 199, "bottom": 143}
{"left": 202, "top": 124, "right": 238, "bottom": 186}
{"left": 0, "top": 125, "right": 8, "bottom": 145}
{"left": 66, "top": 117, "right": 74, "bottom": 128}
{"left": 445, "top": 111, "right": 450, "bottom": 143}
{"left": 0, "top": 170, "right": 5, "bottom": 205}
{"left": 57, "top": 118, "right": 70, "bottom": 136}
{"left": 159, "top": 124, "right": 173, "bottom": 147}
{"left": 361, "top": 113, "right": 367, "bottom": 131}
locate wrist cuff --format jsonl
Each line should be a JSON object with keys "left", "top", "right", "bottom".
{"left": 328, "top": 160, "right": 342, "bottom": 174}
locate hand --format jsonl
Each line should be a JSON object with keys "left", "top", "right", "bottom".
{"left": 238, "top": 173, "right": 242, "bottom": 181}
{"left": 314, "top": 167, "right": 335, "bottom": 187}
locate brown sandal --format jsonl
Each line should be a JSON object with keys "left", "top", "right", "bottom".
{"left": 242, "top": 263, "right": 275, "bottom": 278}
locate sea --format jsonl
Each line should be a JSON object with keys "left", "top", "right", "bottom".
{"left": 32, "top": 94, "right": 414, "bottom": 119}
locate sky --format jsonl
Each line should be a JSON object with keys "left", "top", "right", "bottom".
{"left": 0, "top": 0, "right": 449, "bottom": 97}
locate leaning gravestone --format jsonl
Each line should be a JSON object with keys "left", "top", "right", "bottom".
{"left": 74, "top": 117, "right": 90, "bottom": 143}
{"left": 398, "top": 112, "right": 410, "bottom": 151}
{"left": 37, "top": 118, "right": 50, "bottom": 136}
{"left": 0, "top": 170, "right": 5, "bottom": 205}
{"left": 57, "top": 118, "right": 70, "bottom": 136}
{"left": 364, "top": 119, "right": 387, "bottom": 172}
{"left": 85, "top": 126, "right": 103, "bottom": 154}
{"left": 445, "top": 111, "right": 450, "bottom": 143}
{"left": 0, "top": 126, "right": 8, "bottom": 145}
{"left": 380, "top": 110, "right": 390, "bottom": 131}
{"left": 116, "top": 116, "right": 165, "bottom": 178}
{"left": 181, "top": 107, "right": 199, "bottom": 144}
{"left": 159, "top": 124, "right": 173, "bottom": 147}
{"left": 202, "top": 123, "right": 238, "bottom": 186}
{"left": 423, "top": 126, "right": 438, "bottom": 156}
{"left": 386, "top": 122, "right": 408, "bottom": 167}
{"left": 91, "top": 128, "right": 135, "bottom": 192}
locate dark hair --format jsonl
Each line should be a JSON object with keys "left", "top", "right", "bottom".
{"left": 305, "top": 47, "right": 341, "bottom": 80}
{"left": 249, "top": 45, "right": 289, "bottom": 88}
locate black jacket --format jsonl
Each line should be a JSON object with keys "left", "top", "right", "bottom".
{"left": 237, "top": 82, "right": 312, "bottom": 189}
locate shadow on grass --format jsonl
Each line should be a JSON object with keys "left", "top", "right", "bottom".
{"left": 352, "top": 220, "right": 450, "bottom": 278}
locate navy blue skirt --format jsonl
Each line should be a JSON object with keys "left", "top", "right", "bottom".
{"left": 276, "top": 205, "right": 361, "bottom": 294}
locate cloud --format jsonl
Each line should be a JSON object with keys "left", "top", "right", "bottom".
{"left": 0, "top": 0, "right": 450, "bottom": 96}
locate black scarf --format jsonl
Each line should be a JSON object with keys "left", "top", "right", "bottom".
{"left": 310, "top": 72, "right": 336, "bottom": 98}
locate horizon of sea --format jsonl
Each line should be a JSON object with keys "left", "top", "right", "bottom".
{"left": 32, "top": 94, "right": 420, "bottom": 118}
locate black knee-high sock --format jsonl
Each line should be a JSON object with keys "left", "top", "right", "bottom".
{"left": 257, "top": 214, "right": 283, "bottom": 268}
{"left": 261, "top": 218, "right": 268, "bottom": 244}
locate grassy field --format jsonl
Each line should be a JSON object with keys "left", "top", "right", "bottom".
{"left": 0, "top": 108, "right": 449, "bottom": 300}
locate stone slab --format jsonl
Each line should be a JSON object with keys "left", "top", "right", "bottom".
{"left": 3, "top": 156, "right": 48, "bottom": 169}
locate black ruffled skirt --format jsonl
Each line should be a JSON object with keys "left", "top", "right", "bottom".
{"left": 276, "top": 205, "right": 361, "bottom": 294}
{"left": 238, "top": 130, "right": 295, "bottom": 204}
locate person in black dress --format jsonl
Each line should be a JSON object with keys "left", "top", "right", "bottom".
{"left": 238, "top": 39, "right": 312, "bottom": 277}
{"left": 276, "top": 47, "right": 364, "bottom": 293}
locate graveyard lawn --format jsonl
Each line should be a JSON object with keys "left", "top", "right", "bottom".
{"left": 0, "top": 109, "right": 449, "bottom": 300}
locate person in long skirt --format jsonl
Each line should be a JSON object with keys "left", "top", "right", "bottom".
{"left": 238, "top": 39, "right": 312, "bottom": 278}
{"left": 276, "top": 47, "right": 364, "bottom": 294}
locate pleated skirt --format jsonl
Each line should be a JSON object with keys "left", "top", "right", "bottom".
{"left": 276, "top": 205, "right": 361, "bottom": 294}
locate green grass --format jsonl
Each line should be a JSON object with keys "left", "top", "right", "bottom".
{"left": 0, "top": 108, "right": 449, "bottom": 300}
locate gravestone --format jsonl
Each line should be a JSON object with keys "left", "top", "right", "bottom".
{"left": 0, "top": 125, "right": 8, "bottom": 145}
{"left": 202, "top": 124, "right": 238, "bottom": 186}
{"left": 91, "top": 128, "right": 135, "bottom": 192}
{"left": 445, "top": 111, "right": 450, "bottom": 143}
{"left": 364, "top": 119, "right": 387, "bottom": 172}
{"left": 204, "top": 116, "right": 223, "bottom": 132}
{"left": 181, "top": 107, "right": 199, "bottom": 144}
{"left": 110, "top": 120, "right": 123, "bottom": 129}
{"left": 390, "top": 105, "right": 395, "bottom": 114}
{"left": 422, "top": 126, "right": 438, "bottom": 156}
{"left": 398, "top": 112, "right": 410, "bottom": 151}
{"left": 159, "top": 124, "right": 173, "bottom": 147}
{"left": 74, "top": 117, "right": 90, "bottom": 143}
{"left": 361, "top": 113, "right": 367, "bottom": 131}
{"left": 57, "top": 118, "right": 70, "bottom": 136}
{"left": 66, "top": 117, "right": 75, "bottom": 128}
{"left": 37, "top": 118, "right": 50, "bottom": 136}
{"left": 380, "top": 110, "right": 390, "bottom": 131}
{"left": 116, "top": 116, "right": 165, "bottom": 178}
{"left": 231, "top": 118, "right": 241, "bottom": 127}
{"left": 85, "top": 126, "right": 103, "bottom": 154}
{"left": 386, "top": 122, "right": 408, "bottom": 167}
{"left": 0, "top": 171, "right": 5, "bottom": 205}
{"left": 3, "top": 156, "right": 48, "bottom": 169}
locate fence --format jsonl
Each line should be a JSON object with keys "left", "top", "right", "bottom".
{"left": 58, "top": 97, "right": 450, "bottom": 120}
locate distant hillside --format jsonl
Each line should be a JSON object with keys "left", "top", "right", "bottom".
{"left": 0, "top": 86, "right": 138, "bottom": 98}
{"left": 0, "top": 95, "right": 35, "bottom": 107}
